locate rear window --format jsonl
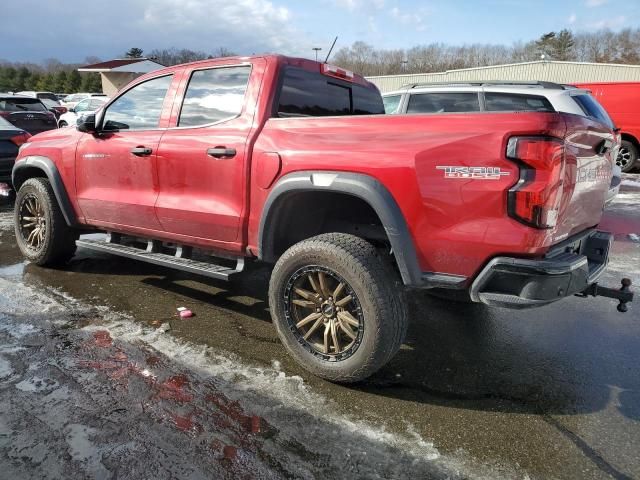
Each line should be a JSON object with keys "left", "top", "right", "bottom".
{"left": 572, "top": 94, "right": 615, "bottom": 129}
{"left": 485, "top": 92, "right": 554, "bottom": 112}
{"left": 406, "top": 92, "right": 480, "bottom": 113}
{"left": 383, "top": 95, "right": 402, "bottom": 114}
{"left": 0, "top": 98, "right": 48, "bottom": 112}
{"left": 276, "top": 67, "right": 384, "bottom": 117}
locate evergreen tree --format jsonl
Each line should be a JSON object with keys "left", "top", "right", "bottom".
{"left": 552, "top": 29, "right": 575, "bottom": 61}
{"left": 53, "top": 70, "right": 68, "bottom": 92}
{"left": 65, "top": 69, "right": 82, "bottom": 93}
{"left": 14, "top": 67, "right": 31, "bottom": 91}
{"left": 0, "top": 67, "right": 17, "bottom": 91}
{"left": 125, "top": 47, "right": 144, "bottom": 58}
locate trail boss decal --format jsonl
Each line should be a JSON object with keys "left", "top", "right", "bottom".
{"left": 436, "top": 166, "right": 511, "bottom": 180}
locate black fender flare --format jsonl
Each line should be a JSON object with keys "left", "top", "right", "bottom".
{"left": 258, "top": 171, "right": 422, "bottom": 286}
{"left": 12, "top": 155, "right": 78, "bottom": 226}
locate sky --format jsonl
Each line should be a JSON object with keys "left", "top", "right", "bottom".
{"left": 0, "top": 0, "right": 637, "bottom": 64}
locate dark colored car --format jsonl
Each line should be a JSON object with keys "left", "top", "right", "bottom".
{"left": 0, "top": 116, "right": 30, "bottom": 184}
{"left": 16, "top": 91, "right": 68, "bottom": 118}
{"left": 0, "top": 96, "right": 57, "bottom": 135}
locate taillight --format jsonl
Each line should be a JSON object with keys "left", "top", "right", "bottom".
{"left": 506, "top": 136, "right": 565, "bottom": 229}
{"left": 0, "top": 112, "right": 10, "bottom": 119}
{"left": 10, "top": 132, "right": 31, "bottom": 147}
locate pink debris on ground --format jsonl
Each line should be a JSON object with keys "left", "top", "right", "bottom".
{"left": 177, "top": 307, "right": 194, "bottom": 318}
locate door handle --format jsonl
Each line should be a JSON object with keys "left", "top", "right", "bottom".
{"left": 207, "top": 147, "right": 236, "bottom": 159}
{"left": 131, "top": 146, "right": 152, "bottom": 156}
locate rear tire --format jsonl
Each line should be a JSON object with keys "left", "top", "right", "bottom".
{"left": 617, "top": 140, "right": 638, "bottom": 173}
{"left": 269, "top": 233, "right": 407, "bottom": 383}
{"left": 58, "top": 121, "right": 67, "bottom": 128}
{"left": 14, "top": 177, "right": 78, "bottom": 266}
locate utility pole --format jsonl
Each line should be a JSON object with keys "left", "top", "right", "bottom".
{"left": 312, "top": 47, "right": 322, "bottom": 62}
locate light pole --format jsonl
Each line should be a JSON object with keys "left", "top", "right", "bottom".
{"left": 312, "top": 47, "right": 322, "bottom": 62}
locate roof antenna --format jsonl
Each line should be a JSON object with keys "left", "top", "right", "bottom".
{"left": 324, "top": 36, "right": 338, "bottom": 63}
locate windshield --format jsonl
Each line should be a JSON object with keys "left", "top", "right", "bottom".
{"left": 40, "top": 98, "right": 60, "bottom": 108}
{"left": 383, "top": 95, "right": 402, "bottom": 114}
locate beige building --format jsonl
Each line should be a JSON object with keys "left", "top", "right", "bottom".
{"left": 78, "top": 58, "right": 165, "bottom": 96}
{"left": 367, "top": 60, "right": 640, "bottom": 93}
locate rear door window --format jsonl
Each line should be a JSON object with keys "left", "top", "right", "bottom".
{"left": 178, "top": 66, "right": 251, "bottom": 127}
{"left": 406, "top": 92, "right": 480, "bottom": 113}
{"left": 383, "top": 95, "right": 402, "bottom": 114}
{"left": 572, "top": 94, "right": 615, "bottom": 129}
{"left": 276, "top": 67, "right": 384, "bottom": 117}
{"left": 485, "top": 92, "right": 554, "bottom": 112}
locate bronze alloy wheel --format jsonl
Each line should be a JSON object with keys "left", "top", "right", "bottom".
{"left": 18, "top": 193, "right": 47, "bottom": 252}
{"left": 284, "top": 265, "right": 364, "bottom": 361}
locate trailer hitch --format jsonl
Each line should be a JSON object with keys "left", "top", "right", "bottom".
{"left": 576, "top": 278, "right": 634, "bottom": 312}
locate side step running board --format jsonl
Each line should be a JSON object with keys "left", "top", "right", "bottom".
{"left": 76, "top": 237, "right": 244, "bottom": 281}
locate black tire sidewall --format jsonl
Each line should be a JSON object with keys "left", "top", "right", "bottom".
{"left": 269, "top": 235, "right": 405, "bottom": 382}
{"left": 15, "top": 180, "right": 55, "bottom": 263}
{"left": 14, "top": 178, "right": 76, "bottom": 265}
{"left": 620, "top": 140, "right": 639, "bottom": 173}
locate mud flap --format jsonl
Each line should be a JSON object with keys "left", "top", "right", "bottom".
{"left": 576, "top": 278, "right": 634, "bottom": 312}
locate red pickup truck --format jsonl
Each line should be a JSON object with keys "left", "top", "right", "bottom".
{"left": 574, "top": 82, "right": 640, "bottom": 172}
{"left": 11, "top": 55, "right": 632, "bottom": 382}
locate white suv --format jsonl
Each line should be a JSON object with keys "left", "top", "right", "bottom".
{"left": 382, "top": 81, "right": 622, "bottom": 203}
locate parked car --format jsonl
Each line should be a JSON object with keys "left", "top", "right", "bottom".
{"left": 0, "top": 116, "right": 30, "bottom": 186}
{"left": 16, "top": 91, "right": 67, "bottom": 118}
{"left": 382, "top": 81, "right": 622, "bottom": 203}
{"left": 58, "top": 96, "right": 109, "bottom": 127}
{"left": 10, "top": 55, "right": 631, "bottom": 383}
{"left": 62, "top": 93, "right": 107, "bottom": 109}
{"left": 572, "top": 82, "right": 640, "bottom": 172}
{"left": 0, "top": 95, "right": 57, "bottom": 135}
{"left": 55, "top": 93, "right": 69, "bottom": 101}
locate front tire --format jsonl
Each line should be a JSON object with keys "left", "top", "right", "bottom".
{"left": 58, "top": 120, "right": 68, "bottom": 128}
{"left": 269, "top": 233, "right": 407, "bottom": 383}
{"left": 14, "top": 177, "right": 78, "bottom": 266}
{"left": 617, "top": 140, "right": 638, "bottom": 173}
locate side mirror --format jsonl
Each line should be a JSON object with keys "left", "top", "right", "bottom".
{"left": 77, "top": 113, "right": 97, "bottom": 133}
{"left": 69, "top": 107, "right": 76, "bottom": 113}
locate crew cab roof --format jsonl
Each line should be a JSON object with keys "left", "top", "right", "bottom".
{"left": 143, "top": 54, "right": 376, "bottom": 89}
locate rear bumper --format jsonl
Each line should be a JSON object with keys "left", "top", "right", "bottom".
{"left": 470, "top": 230, "right": 612, "bottom": 308}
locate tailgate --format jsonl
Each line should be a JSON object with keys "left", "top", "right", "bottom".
{"left": 553, "top": 114, "right": 615, "bottom": 242}
{"left": 6, "top": 112, "right": 56, "bottom": 135}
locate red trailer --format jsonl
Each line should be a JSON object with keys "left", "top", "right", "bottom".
{"left": 574, "top": 82, "right": 640, "bottom": 172}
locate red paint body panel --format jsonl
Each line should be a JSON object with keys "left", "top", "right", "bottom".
{"left": 14, "top": 55, "right": 614, "bottom": 283}
{"left": 574, "top": 82, "right": 640, "bottom": 144}
{"left": 250, "top": 111, "right": 613, "bottom": 277}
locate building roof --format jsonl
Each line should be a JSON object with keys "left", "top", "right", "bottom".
{"left": 366, "top": 60, "right": 640, "bottom": 93}
{"left": 78, "top": 58, "right": 165, "bottom": 73}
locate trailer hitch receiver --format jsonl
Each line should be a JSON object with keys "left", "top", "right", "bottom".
{"left": 577, "top": 278, "right": 634, "bottom": 312}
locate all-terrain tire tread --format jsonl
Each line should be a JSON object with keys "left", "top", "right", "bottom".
{"left": 269, "top": 233, "right": 407, "bottom": 383}
{"left": 14, "top": 177, "right": 77, "bottom": 266}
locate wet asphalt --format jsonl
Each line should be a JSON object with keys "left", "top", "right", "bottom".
{"left": 1, "top": 176, "right": 639, "bottom": 479}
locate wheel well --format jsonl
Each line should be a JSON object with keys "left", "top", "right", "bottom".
{"left": 263, "top": 191, "right": 391, "bottom": 262}
{"left": 12, "top": 166, "right": 47, "bottom": 191}
{"left": 621, "top": 133, "right": 639, "bottom": 150}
